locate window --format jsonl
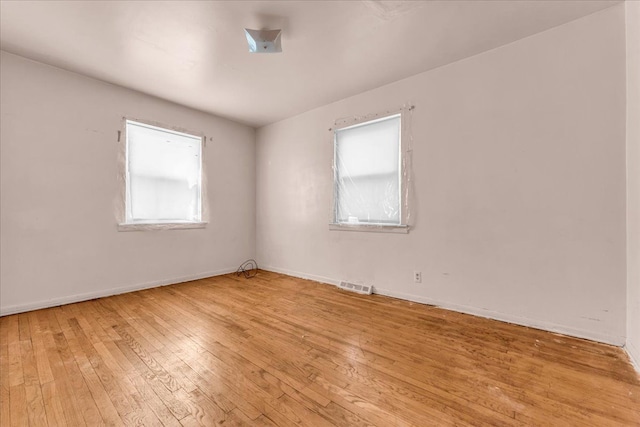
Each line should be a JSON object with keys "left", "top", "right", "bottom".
{"left": 124, "top": 120, "right": 203, "bottom": 225}
{"left": 333, "top": 113, "right": 406, "bottom": 230}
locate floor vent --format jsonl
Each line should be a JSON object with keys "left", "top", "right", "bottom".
{"left": 338, "top": 281, "right": 372, "bottom": 295}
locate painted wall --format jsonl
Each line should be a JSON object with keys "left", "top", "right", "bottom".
{"left": 256, "top": 5, "right": 627, "bottom": 345}
{"left": 626, "top": 0, "right": 640, "bottom": 369}
{"left": 0, "top": 51, "right": 256, "bottom": 315}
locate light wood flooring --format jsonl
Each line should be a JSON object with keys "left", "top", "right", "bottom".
{"left": 1, "top": 271, "right": 639, "bottom": 426}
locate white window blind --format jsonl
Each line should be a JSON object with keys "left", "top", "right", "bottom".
{"left": 125, "top": 120, "right": 202, "bottom": 224}
{"left": 334, "top": 114, "right": 401, "bottom": 225}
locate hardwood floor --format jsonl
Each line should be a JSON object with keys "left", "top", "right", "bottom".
{"left": 1, "top": 271, "right": 639, "bottom": 426}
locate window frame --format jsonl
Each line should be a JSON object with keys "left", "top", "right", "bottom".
{"left": 117, "top": 117, "right": 207, "bottom": 232}
{"left": 330, "top": 108, "right": 410, "bottom": 234}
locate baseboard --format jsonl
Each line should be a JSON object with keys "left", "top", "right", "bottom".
{"left": 0, "top": 267, "right": 237, "bottom": 316}
{"left": 373, "top": 287, "right": 625, "bottom": 346}
{"left": 260, "top": 265, "right": 625, "bottom": 347}
{"left": 260, "top": 265, "right": 341, "bottom": 287}
{"left": 10, "top": 264, "right": 626, "bottom": 349}
{"left": 625, "top": 341, "right": 640, "bottom": 374}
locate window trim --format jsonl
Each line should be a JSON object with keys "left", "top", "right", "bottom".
{"left": 328, "top": 223, "right": 409, "bottom": 234}
{"left": 330, "top": 107, "right": 412, "bottom": 233}
{"left": 117, "top": 221, "right": 207, "bottom": 232}
{"left": 117, "top": 117, "right": 208, "bottom": 232}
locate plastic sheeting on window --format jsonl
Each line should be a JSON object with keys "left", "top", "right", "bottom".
{"left": 115, "top": 118, "right": 209, "bottom": 232}
{"left": 330, "top": 105, "right": 413, "bottom": 233}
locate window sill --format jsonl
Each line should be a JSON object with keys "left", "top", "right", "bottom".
{"left": 118, "top": 222, "right": 207, "bottom": 232}
{"left": 329, "top": 223, "right": 409, "bottom": 234}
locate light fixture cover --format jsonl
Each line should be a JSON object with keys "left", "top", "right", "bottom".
{"left": 244, "top": 29, "right": 282, "bottom": 53}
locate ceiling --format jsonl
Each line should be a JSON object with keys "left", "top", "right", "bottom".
{"left": 0, "top": 0, "right": 619, "bottom": 127}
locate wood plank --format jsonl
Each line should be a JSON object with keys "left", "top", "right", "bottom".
{"left": 6, "top": 316, "right": 24, "bottom": 388}
{"left": 0, "top": 316, "right": 13, "bottom": 427}
{"left": 27, "top": 310, "right": 55, "bottom": 385}
{"left": 129, "top": 374, "right": 182, "bottom": 427}
{"left": 17, "top": 313, "right": 30, "bottom": 342}
{"left": 51, "top": 308, "right": 107, "bottom": 426}
{"left": 60, "top": 318, "right": 124, "bottom": 426}
{"left": 181, "top": 388, "right": 227, "bottom": 425}
{"left": 9, "top": 384, "right": 28, "bottom": 427}
{"left": 36, "top": 310, "right": 87, "bottom": 426}
{"left": 42, "top": 381, "right": 69, "bottom": 426}
{"left": 113, "top": 338, "right": 192, "bottom": 421}
{"left": 20, "top": 340, "right": 48, "bottom": 426}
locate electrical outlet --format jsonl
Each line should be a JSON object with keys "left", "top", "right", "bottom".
{"left": 414, "top": 271, "right": 422, "bottom": 283}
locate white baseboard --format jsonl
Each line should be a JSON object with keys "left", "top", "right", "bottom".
{"left": 0, "top": 267, "right": 237, "bottom": 316}
{"left": 260, "top": 265, "right": 341, "bottom": 287}
{"left": 373, "top": 287, "right": 625, "bottom": 346}
{"left": 6, "top": 264, "right": 628, "bottom": 351}
{"left": 625, "top": 341, "right": 640, "bottom": 374}
{"left": 261, "top": 265, "right": 625, "bottom": 347}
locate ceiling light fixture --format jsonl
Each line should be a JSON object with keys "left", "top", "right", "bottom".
{"left": 244, "top": 29, "right": 282, "bottom": 53}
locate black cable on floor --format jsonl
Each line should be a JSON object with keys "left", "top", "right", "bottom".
{"left": 236, "top": 259, "right": 258, "bottom": 278}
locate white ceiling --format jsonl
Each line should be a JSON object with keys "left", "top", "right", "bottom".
{"left": 0, "top": 0, "right": 619, "bottom": 127}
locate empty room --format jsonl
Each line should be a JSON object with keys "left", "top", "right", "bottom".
{"left": 1, "top": 0, "right": 639, "bottom": 425}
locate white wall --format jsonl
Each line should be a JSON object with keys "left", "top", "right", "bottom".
{"left": 0, "top": 51, "right": 256, "bottom": 315}
{"left": 626, "top": 0, "right": 640, "bottom": 369}
{"left": 256, "top": 5, "right": 627, "bottom": 345}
